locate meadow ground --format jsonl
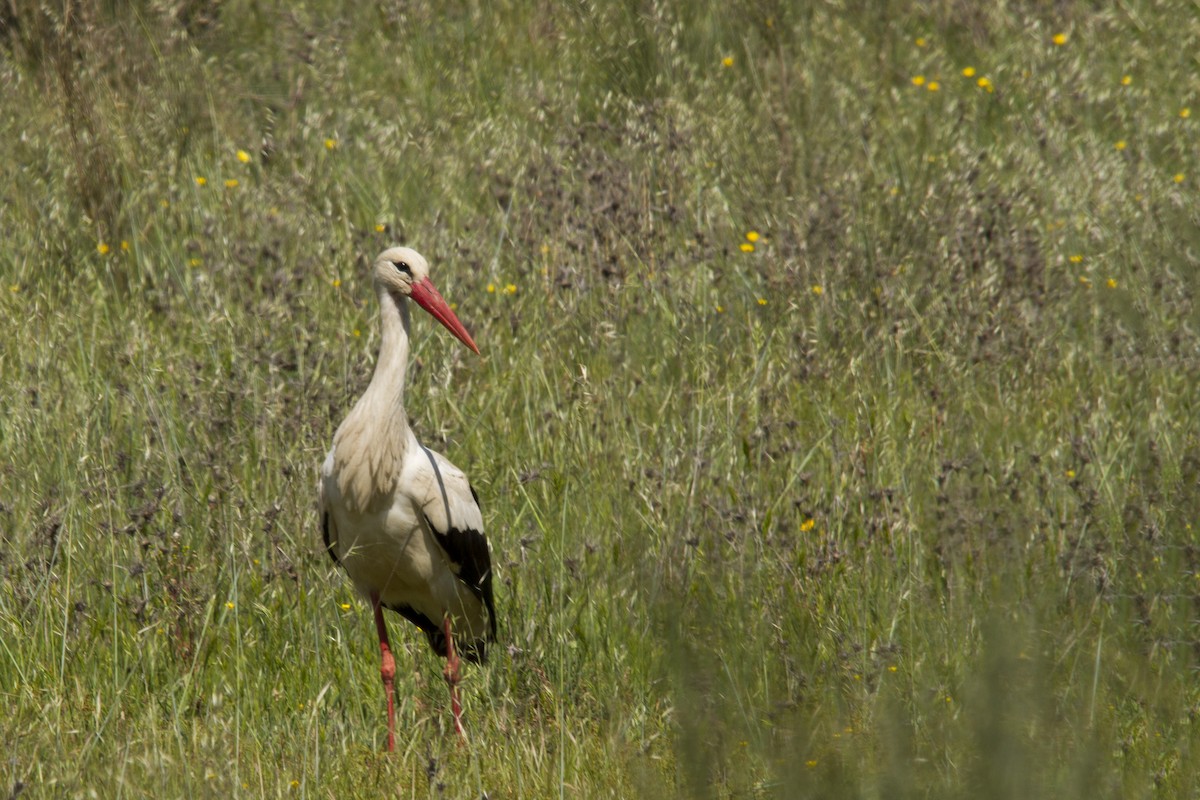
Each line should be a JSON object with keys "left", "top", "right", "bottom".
{"left": 2, "top": 1, "right": 1200, "bottom": 797}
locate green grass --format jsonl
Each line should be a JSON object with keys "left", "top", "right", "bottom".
{"left": 2, "top": 1, "right": 1200, "bottom": 796}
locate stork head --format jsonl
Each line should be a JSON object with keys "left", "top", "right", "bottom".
{"left": 373, "top": 246, "right": 480, "bottom": 354}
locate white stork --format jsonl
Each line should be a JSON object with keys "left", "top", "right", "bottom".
{"left": 318, "top": 246, "right": 495, "bottom": 749}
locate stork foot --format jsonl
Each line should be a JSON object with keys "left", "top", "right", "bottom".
{"left": 442, "top": 616, "right": 465, "bottom": 741}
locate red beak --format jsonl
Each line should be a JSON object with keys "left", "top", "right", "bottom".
{"left": 409, "top": 278, "right": 480, "bottom": 354}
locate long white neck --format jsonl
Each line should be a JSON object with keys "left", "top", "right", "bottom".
{"left": 332, "top": 288, "right": 416, "bottom": 513}
{"left": 367, "top": 287, "right": 412, "bottom": 416}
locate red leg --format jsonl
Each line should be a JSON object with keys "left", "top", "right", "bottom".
{"left": 442, "top": 615, "right": 465, "bottom": 740}
{"left": 370, "top": 593, "right": 396, "bottom": 753}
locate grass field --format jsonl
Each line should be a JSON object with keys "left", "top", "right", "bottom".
{"left": 3, "top": 1, "right": 1200, "bottom": 797}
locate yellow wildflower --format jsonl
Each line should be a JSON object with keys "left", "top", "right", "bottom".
{"left": 325, "top": 138, "right": 337, "bottom": 150}
{"left": 353, "top": 329, "right": 361, "bottom": 337}
{"left": 374, "top": 223, "right": 385, "bottom": 233}
{"left": 226, "top": 602, "right": 235, "bottom": 610}
{"left": 912, "top": 75, "right": 926, "bottom": 86}
{"left": 914, "top": 37, "right": 926, "bottom": 47}
{"left": 236, "top": 149, "right": 250, "bottom": 163}
{"left": 1066, "top": 469, "right": 1076, "bottom": 479}
{"left": 716, "top": 305, "right": 724, "bottom": 313}
{"left": 189, "top": 258, "right": 202, "bottom": 267}
{"left": 96, "top": 242, "right": 110, "bottom": 255}
{"left": 745, "top": 231, "right": 760, "bottom": 242}
{"left": 740, "top": 242, "right": 755, "bottom": 253}
{"left": 120, "top": 240, "right": 130, "bottom": 251}
{"left": 225, "top": 178, "right": 239, "bottom": 188}
{"left": 757, "top": 297, "right": 767, "bottom": 306}
{"left": 331, "top": 278, "right": 342, "bottom": 288}
{"left": 1181, "top": 108, "right": 1191, "bottom": 119}
{"left": 1115, "top": 140, "right": 1126, "bottom": 150}
{"left": 195, "top": 176, "right": 207, "bottom": 187}
{"left": 1175, "top": 173, "right": 1185, "bottom": 184}
{"left": 1078, "top": 276, "right": 1091, "bottom": 287}
{"left": 800, "top": 518, "right": 816, "bottom": 532}
{"left": 722, "top": 56, "right": 734, "bottom": 68}
{"left": 505, "top": 283, "right": 517, "bottom": 295}
{"left": 927, "top": 81, "right": 940, "bottom": 92}
{"left": 1121, "top": 75, "right": 1132, "bottom": 86}
{"left": 1052, "top": 33, "right": 1067, "bottom": 45}
{"left": 340, "top": 603, "right": 351, "bottom": 611}
{"left": 977, "top": 76, "right": 993, "bottom": 92}
{"left": 1069, "top": 254, "right": 1083, "bottom": 263}
{"left": 1106, "top": 278, "right": 1117, "bottom": 288}
{"left": 962, "top": 67, "right": 976, "bottom": 78}
{"left": 806, "top": 760, "right": 818, "bottom": 768}
{"left": 487, "top": 283, "right": 496, "bottom": 294}
{"left": 811, "top": 285, "right": 824, "bottom": 295}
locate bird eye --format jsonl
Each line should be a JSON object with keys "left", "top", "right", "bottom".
{"left": 392, "top": 261, "right": 412, "bottom": 276}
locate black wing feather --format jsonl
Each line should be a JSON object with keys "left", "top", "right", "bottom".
{"left": 321, "top": 512, "right": 340, "bottom": 566}
{"left": 423, "top": 482, "right": 497, "bottom": 660}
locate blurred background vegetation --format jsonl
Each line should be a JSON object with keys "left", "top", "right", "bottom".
{"left": 1, "top": 1, "right": 1199, "bottom": 797}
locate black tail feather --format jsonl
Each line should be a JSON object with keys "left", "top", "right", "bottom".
{"left": 387, "top": 603, "right": 490, "bottom": 664}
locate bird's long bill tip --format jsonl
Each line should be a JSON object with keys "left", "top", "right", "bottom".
{"left": 410, "top": 278, "right": 481, "bottom": 355}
